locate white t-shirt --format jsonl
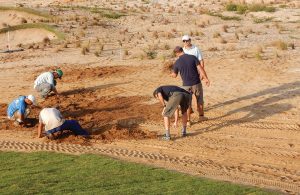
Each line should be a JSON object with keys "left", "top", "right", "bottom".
{"left": 183, "top": 45, "right": 203, "bottom": 61}
{"left": 39, "top": 108, "right": 65, "bottom": 131}
{"left": 34, "top": 72, "right": 54, "bottom": 89}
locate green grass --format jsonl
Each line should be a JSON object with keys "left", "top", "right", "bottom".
{"left": 207, "top": 12, "right": 241, "bottom": 21}
{"left": 0, "top": 151, "right": 277, "bottom": 195}
{"left": 55, "top": 5, "right": 125, "bottom": 19}
{"left": 225, "top": 3, "right": 276, "bottom": 14}
{"left": 0, "top": 23, "right": 65, "bottom": 39}
{"left": 0, "top": 6, "right": 53, "bottom": 18}
{"left": 253, "top": 17, "right": 274, "bottom": 23}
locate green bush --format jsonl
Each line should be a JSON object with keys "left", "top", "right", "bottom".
{"left": 226, "top": 3, "right": 237, "bottom": 11}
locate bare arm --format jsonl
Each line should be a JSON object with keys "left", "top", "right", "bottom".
{"left": 157, "top": 93, "right": 166, "bottom": 107}
{"left": 37, "top": 123, "right": 44, "bottom": 138}
{"left": 52, "top": 86, "right": 59, "bottom": 96}
{"left": 197, "top": 65, "right": 210, "bottom": 87}
{"left": 200, "top": 59, "right": 205, "bottom": 69}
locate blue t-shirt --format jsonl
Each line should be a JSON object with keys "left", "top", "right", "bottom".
{"left": 173, "top": 54, "right": 201, "bottom": 86}
{"left": 7, "top": 96, "right": 27, "bottom": 117}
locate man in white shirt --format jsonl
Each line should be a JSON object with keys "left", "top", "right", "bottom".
{"left": 38, "top": 107, "right": 89, "bottom": 139}
{"left": 182, "top": 35, "right": 207, "bottom": 123}
{"left": 34, "top": 69, "right": 63, "bottom": 99}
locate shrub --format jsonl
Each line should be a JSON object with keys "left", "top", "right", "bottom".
{"left": 272, "top": 40, "right": 287, "bottom": 50}
{"left": 145, "top": 50, "right": 157, "bottom": 59}
{"left": 226, "top": 3, "right": 237, "bottom": 11}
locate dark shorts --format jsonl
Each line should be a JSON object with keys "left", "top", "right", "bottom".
{"left": 182, "top": 83, "right": 203, "bottom": 104}
{"left": 163, "top": 92, "right": 192, "bottom": 117}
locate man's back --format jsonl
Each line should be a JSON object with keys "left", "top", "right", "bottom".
{"left": 39, "top": 108, "right": 64, "bottom": 131}
{"left": 7, "top": 96, "right": 26, "bottom": 117}
{"left": 34, "top": 72, "right": 54, "bottom": 89}
{"left": 173, "top": 54, "right": 200, "bottom": 86}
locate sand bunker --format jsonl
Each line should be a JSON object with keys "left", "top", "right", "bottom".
{"left": 0, "top": 10, "right": 43, "bottom": 28}
{"left": 0, "top": 28, "right": 56, "bottom": 49}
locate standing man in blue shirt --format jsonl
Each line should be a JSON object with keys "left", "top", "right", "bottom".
{"left": 171, "top": 46, "right": 210, "bottom": 124}
{"left": 7, "top": 95, "right": 37, "bottom": 126}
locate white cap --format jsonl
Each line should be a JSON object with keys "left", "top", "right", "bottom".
{"left": 182, "top": 35, "right": 191, "bottom": 41}
{"left": 27, "top": 95, "right": 37, "bottom": 106}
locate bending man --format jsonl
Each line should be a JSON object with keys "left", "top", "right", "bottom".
{"left": 153, "top": 85, "right": 192, "bottom": 140}
{"left": 38, "top": 107, "right": 89, "bottom": 139}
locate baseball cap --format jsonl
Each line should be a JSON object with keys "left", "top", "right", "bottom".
{"left": 27, "top": 95, "right": 37, "bottom": 106}
{"left": 55, "top": 69, "right": 63, "bottom": 79}
{"left": 182, "top": 35, "right": 191, "bottom": 41}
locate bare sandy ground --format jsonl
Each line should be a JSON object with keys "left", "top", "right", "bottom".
{"left": 0, "top": 0, "right": 300, "bottom": 194}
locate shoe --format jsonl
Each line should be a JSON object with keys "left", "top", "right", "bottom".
{"left": 198, "top": 115, "right": 208, "bottom": 122}
{"left": 181, "top": 132, "right": 187, "bottom": 137}
{"left": 161, "top": 134, "right": 171, "bottom": 141}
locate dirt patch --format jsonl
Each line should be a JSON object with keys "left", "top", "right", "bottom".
{"left": 0, "top": 88, "right": 161, "bottom": 143}
{"left": 30, "top": 65, "right": 135, "bottom": 82}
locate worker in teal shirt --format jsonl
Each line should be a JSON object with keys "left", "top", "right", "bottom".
{"left": 7, "top": 95, "right": 37, "bottom": 126}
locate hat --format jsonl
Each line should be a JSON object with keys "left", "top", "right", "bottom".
{"left": 55, "top": 69, "right": 63, "bottom": 79}
{"left": 27, "top": 95, "right": 37, "bottom": 106}
{"left": 182, "top": 35, "right": 191, "bottom": 41}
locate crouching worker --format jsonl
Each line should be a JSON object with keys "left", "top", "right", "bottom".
{"left": 7, "top": 95, "right": 37, "bottom": 126}
{"left": 34, "top": 69, "right": 63, "bottom": 99}
{"left": 37, "top": 107, "right": 89, "bottom": 139}
{"left": 153, "top": 85, "right": 192, "bottom": 140}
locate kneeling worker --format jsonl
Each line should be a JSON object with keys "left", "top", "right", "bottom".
{"left": 7, "top": 95, "right": 37, "bottom": 126}
{"left": 153, "top": 85, "right": 192, "bottom": 140}
{"left": 34, "top": 69, "right": 63, "bottom": 99}
{"left": 37, "top": 107, "right": 89, "bottom": 139}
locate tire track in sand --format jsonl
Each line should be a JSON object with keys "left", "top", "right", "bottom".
{"left": 0, "top": 140, "right": 299, "bottom": 194}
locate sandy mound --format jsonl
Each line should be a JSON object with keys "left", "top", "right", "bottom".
{"left": 0, "top": 28, "right": 56, "bottom": 49}
{"left": 0, "top": 10, "right": 43, "bottom": 28}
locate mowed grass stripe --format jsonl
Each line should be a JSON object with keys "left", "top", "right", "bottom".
{"left": 0, "top": 151, "right": 277, "bottom": 195}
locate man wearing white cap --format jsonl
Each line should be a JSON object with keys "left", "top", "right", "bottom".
{"left": 7, "top": 95, "right": 37, "bottom": 126}
{"left": 181, "top": 35, "right": 207, "bottom": 122}
{"left": 182, "top": 35, "right": 204, "bottom": 68}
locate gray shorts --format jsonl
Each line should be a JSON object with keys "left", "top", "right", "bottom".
{"left": 163, "top": 92, "right": 192, "bottom": 117}
{"left": 182, "top": 83, "right": 204, "bottom": 104}
{"left": 35, "top": 83, "right": 52, "bottom": 98}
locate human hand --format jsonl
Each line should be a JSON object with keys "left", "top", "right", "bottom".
{"left": 203, "top": 78, "right": 210, "bottom": 87}
{"left": 173, "top": 122, "right": 178, "bottom": 128}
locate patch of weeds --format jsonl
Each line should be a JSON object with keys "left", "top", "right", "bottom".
{"left": 225, "top": 3, "right": 276, "bottom": 14}
{"left": 249, "top": 4, "right": 276, "bottom": 12}
{"left": 145, "top": 50, "right": 157, "bottom": 59}
{"left": 272, "top": 40, "right": 288, "bottom": 50}
{"left": 253, "top": 17, "right": 273, "bottom": 23}
{"left": 207, "top": 12, "right": 241, "bottom": 21}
